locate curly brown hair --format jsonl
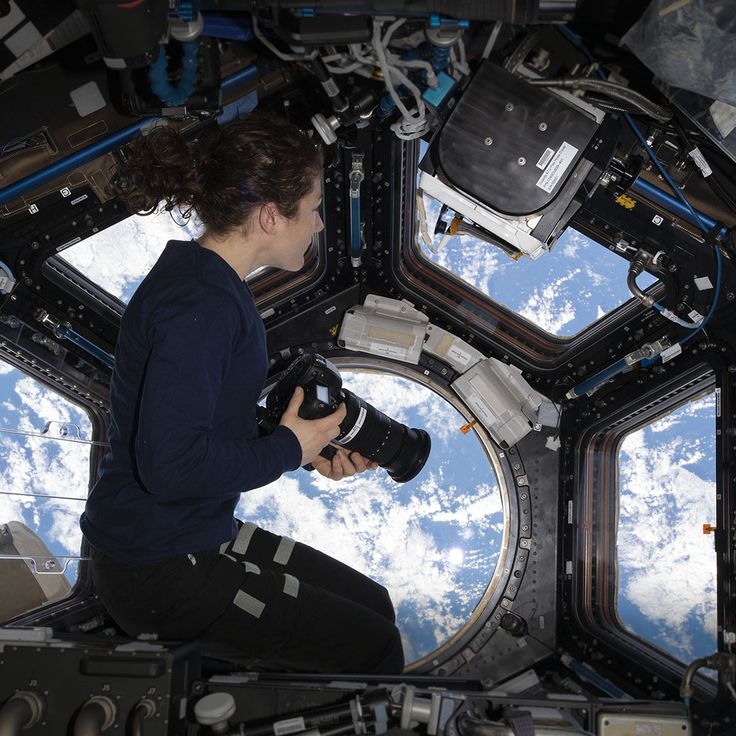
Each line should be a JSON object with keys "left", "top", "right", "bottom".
{"left": 113, "top": 113, "right": 323, "bottom": 235}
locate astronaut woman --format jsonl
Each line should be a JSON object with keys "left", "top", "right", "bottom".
{"left": 79, "top": 113, "right": 404, "bottom": 674}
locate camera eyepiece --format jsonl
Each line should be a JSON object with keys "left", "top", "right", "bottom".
{"left": 265, "top": 353, "right": 431, "bottom": 483}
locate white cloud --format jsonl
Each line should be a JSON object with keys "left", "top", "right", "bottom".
{"left": 59, "top": 209, "right": 200, "bottom": 302}
{"left": 238, "top": 374, "right": 504, "bottom": 657}
{"left": 618, "top": 408, "right": 717, "bottom": 661}
{"left": 560, "top": 229, "right": 590, "bottom": 258}
{"left": 0, "top": 362, "right": 14, "bottom": 375}
{"left": 516, "top": 270, "right": 580, "bottom": 335}
{"left": 0, "top": 378, "right": 91, "bottom": 568}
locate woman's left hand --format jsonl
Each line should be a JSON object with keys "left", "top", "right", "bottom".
{"left": 312, "top": 448, "right": 379, "bottom": 481}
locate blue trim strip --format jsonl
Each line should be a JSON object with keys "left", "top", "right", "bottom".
{"left": 630, "top": 178, "right": 720, "bottom": 233}
{"left": 0, "top": 65, "right": 260, "bottom": 207}
{"left": 56, "top": 323, "right": 115, "bottom": 368}
{"left": 568, "top": 357, "right": 629, "bottom": 399}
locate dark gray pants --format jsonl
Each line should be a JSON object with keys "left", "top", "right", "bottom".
{"left": 89, "top": 522, "right": 404, "bottom": 675}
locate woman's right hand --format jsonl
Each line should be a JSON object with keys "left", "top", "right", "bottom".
{"left": 279, "top": 386, "right": 347, "bottom": 465}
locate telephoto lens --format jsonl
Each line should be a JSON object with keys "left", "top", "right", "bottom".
{"left": 336, "top": 388, "right": 431, "bottom": 483}
{"left": 266, "top": 353, "right": 431, "bottom": 483}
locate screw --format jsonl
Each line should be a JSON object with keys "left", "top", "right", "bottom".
{"left": 518, "top": 157, "right": 526, "bottom": 166}
{"left": 484, "top": 137, "right": 493, "bottom": 146}
{"left": 505, "top": 102, "right": 514, "bottom": 112}
{"left": 538, "top": 122, "right": 547, "bottom": 131}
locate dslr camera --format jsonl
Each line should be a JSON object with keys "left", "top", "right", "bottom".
{"left": 264, "top": 353, "right": 431, "bottom": 483}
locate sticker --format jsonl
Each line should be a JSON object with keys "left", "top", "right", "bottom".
{"left": 694, "top": 276, "right": 713, "bottom": 291}
{"left": 60, "top": 187, "right": 71, "bottom": 197}
{"left": 28, "top": 203, "right": 38, "bottom": 214}
{"left": 333, "top": 406, "right": 366, "bottom": 445}
{"left": 716, "top": 387, "right": 721, "bottom": 418}
{"left": 448, "top": 343, "right": 472, "bottom": 367}
{"left": 468, "top": 396, "right": 493, "bottom": 425}
{"left": 274, "top": 718, "right": 306, "bottom": 736}
{"left": 688, "top": 147, "right": 712, "bottom": 178}
{"left": 634, "top": 725, "right": 662, "bottom": 736}
{"left": 536, "top": 147, "right": 555, "bottom": 170}
{"left": 615, "top": 194, "right": 636, "bottom": 210}
{"left": 70, "top": 194, "right": 88, "bottom": 206}
{"left": 567, "top": 500, "right": 573, "bottom": 524}
{"left": 535, "top": 142, "right": 578, "bottom": 193}
{"left": 688, "top": 309, "right": 704, "bottom": 324}
{"left": 324, "top": 305, "right": 336, "bottom": 315}
{"left": 368, "top": 342, "right": 410, "bottom": 361}
{"left": 652, "top": 214, "right": 663, "bottom": 226}
{"left": 565, "top": 560, "right": 573, "bottom": 575}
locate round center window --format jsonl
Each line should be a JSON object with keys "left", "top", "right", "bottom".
{"left": 239, "top": 363, "right": 506, "bottom": 664}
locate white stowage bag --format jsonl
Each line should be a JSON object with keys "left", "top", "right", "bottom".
{"left": 621, "top": 0, "right": 736, "bottom": 107}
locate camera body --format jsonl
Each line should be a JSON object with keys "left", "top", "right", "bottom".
{"left": 268, "top": 353, "right": 344, "bottom": 421}
{"left": 265, "top": 353, "right": 431, "bottom": 483}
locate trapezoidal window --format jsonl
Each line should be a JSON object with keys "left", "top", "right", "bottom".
{"left": 617, "top": 390, "right": 717, "bottom": 666}
{"left": 238, "top": 366, "right": 505, "bottom": 664}
{"left": 415, "top": 140, "right": 656, "bottom": 337}
{"left": 57, "top": 209, "right": 201, "bottom": 304}
{"left": 0, "top": 357, "right": 92, "bottom": 622}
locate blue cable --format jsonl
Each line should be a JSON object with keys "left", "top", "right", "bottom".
{"left": 148, "top": 40, "right": 200, "bottom": 107}
{"left": 559, "top": 25, "right": 724, "bottom": 347}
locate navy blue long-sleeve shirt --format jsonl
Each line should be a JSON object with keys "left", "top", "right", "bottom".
{"left": 81, "top": 240, "right": 302, "bottom": 563}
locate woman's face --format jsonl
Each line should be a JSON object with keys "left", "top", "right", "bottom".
{"left": 269, "top": 178, "right": 324, "bottom": 271}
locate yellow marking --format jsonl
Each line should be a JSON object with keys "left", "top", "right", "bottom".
{"left": 615, "top": 194, "right": 636, "bottom": 210}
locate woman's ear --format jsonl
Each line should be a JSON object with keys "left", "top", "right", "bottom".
{"left": 258, "top": 202, "right": 279, "bottom": 235}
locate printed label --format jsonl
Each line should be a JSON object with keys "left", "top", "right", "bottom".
{"left": 634, "top": 725, "right": 661, "bottom": 736}
{"left": 70, "top": 194, "right": 88, "bottom": 206}
{"left": 535, "top": 142, "right": 579, "bottom": 193}
{"left": 536, "top": 147, "right": 555, "bottom": 170}
{"left": 689, "top": 147, "right": 712, "bottom": 178}
{"left": 448, "top": 344, "right": 472, "bottom": 367}
{"left": 334, "top": 406, "right": 366, "bottom": 445}
{"left": 369, "top": 342, "right": 410, "bottom": 361}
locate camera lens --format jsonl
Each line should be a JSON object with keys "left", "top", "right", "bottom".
{"left": 334, "top": 389, "right": 431, "bottom": 483}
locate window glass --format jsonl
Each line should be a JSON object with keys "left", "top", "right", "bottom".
{"left": 618, "top": 393, "right": 717, "bottom": 665}
{"left": 417, "top": 142, "right": 656, "bottom": 336}
{"left": 0, "top": 359, "right": 91, "bottom": 621}
{"left": 58, "top": 210, "right": 202, "bottom": 303}
{"left": 239, "top": 371, "right": 504, "bottom": 663}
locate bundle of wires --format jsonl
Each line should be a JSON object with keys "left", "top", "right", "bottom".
{"left": 557, "top": 24, "right": 725, "bottom": 351}
{"left": 254, "top": 16, "right": 470, "bottom": 141}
